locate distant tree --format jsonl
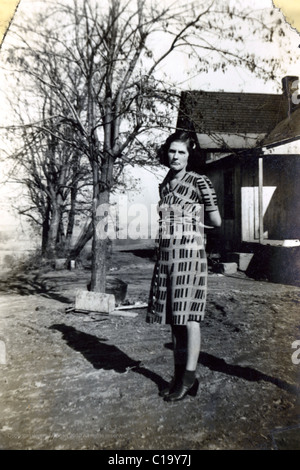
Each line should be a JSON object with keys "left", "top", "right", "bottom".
{"left": 3, "top": 90, "right": 92, "bottom": 258}
{"left": 1, "top": 0, "right": 290, "bottom": 290}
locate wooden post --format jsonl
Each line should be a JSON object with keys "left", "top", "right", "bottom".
{"left": 258, "top": 156, "right": 264, "bottom": 244}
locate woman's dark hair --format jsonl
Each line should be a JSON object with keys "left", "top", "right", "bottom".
{"left": 158, "top": 130, "right": 200, "bottom": 171}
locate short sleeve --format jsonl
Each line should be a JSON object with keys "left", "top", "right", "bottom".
{"left": 196, "top": 175, "right": 219, "bottom": 212}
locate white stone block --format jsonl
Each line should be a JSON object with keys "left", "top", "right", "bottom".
{"left": 218, "top": 262, "right": 238, "bottom": 274}
{"left": 226, "top": 252, "right": 254, "bottom": 271}
{"left": 75, "top": 290, "right": 115, "bottom": 313}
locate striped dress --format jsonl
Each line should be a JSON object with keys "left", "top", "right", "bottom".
{"left": 146, "top": 171, "right": 218, "bottom": 326}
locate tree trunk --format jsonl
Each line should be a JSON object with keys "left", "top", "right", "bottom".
{"left": 45, "top": 202, "right": 62, "bottom": 258}
{"left": 64, "top": 185, "right": 77, "bottom": 254}
{"left": 90, "top": 221, "right": 110, "bottom": 293}
{"left": 56, "top": 216, "right": 66, "bottom": 256}
{"left": 41, "top": 198, "right": 51, "bottom": 255}
{"left": 90, "top": 154, "right": 114, "bottom": 293}
{"left": 67, "top": 219, "right": 93, "bottom": 261}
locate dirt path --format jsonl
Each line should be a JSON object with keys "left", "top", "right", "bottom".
{"left": 0, "top": 251, "right": 299, "bottom": 450}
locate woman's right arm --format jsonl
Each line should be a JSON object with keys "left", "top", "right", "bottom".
{"left": 204, "top": 209, "right": 222, "bottom": 229}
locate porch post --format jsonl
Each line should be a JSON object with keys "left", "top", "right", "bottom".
{"left": 258, "top": 156, "right": 264, "bottom": 244}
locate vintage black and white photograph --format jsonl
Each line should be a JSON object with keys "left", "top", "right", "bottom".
{"left": 0, "top": 0, "right": 299, "bottom": 452}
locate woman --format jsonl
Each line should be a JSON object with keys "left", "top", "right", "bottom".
{"left": 146, "top": 131, "right": 221, "bottom": 402}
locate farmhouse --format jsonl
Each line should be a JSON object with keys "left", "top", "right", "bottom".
{"left": 177, "top": 76, "right": 300, "bottom": 284}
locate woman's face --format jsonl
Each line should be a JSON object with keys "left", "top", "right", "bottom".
{"left": 167, "top": 141, "right": 189, "bottom": 173}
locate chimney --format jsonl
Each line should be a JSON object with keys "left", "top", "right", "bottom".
{"left": 282, "top": 76, "right": 299, "bottom": 117}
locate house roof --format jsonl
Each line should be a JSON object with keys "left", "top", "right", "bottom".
{"left": 177, "top": 90, "right": 288, "bottom": 136}
{"left": 262, "top": 107, "right": 300, "bottom": 147}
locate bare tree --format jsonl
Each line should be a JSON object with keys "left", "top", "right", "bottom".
{"left": 2, "top": 87, "right": 92, "bottom": 258}
{"left": 2, "top": 0, "right": 288, "bottom": 291}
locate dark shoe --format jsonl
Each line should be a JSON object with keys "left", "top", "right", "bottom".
{"left": 164, "top": 379, "right": 199, "bottom": 402}
{"left": 159, "top": 378, "right": 176, "bottom": 397}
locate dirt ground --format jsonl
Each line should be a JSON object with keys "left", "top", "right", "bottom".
{"left": 0, "top": 246, "right": 300, "bottom": 451}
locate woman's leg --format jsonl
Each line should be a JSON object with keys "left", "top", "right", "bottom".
{"left": 159, "top": 326, "right": 186, "bottom": 396}
{"left": 186, "top": 321, "right": 201, "bottom": 371}
{"left": 164, "top": 321, "right": 200, "bottom": 401}
{"left": 171, "top": 321, "right": 201, "bottom": 375}
{"left": 172, "top": 325, "right": 187, "bottom": 383}
{"left": 172, "top": 324, "right": 187, "bottom": 366}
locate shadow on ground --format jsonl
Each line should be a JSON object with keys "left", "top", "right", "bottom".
{"left": 50, "top": 324, "right": 168, "bottom": 392}
{"left": 164, "top": 342, "right": 299, "bottom": 396}
{"left": 0, "top": 273, "right": 72, "bottom": 304}
{"left": 49, "top": 324, "right": 299, "bottom": 398}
